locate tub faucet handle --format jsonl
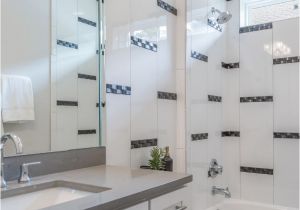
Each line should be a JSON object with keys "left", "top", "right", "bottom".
{"left": 208, "top": 159, "right": 223, "bottom": 178}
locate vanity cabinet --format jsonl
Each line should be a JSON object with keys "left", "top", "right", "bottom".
{"left": 150, "top": 186, "right": 191, "bottom": 210}
{"left": 125, "top": 185, "right": 191, "bottom": 210}
{"left": 125, "top": 202, "right": 149, "bottom": 210}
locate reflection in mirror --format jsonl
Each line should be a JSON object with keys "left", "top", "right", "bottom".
{"left": 1, "top": 0, "right": 102, "bottom": 156}
{"left": 240, "top": 0, "right": 299, "bottom": 27}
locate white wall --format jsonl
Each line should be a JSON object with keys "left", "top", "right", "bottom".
{"left": 105, "top": 0, "right": 186, "bottom": 172}
{"left": 1, "top": 0, "right": 51, "bottom": 155}
{"left": 1, "top": 0, "right": 101, "bottom": 154}
{"left": 51, "top": 0, "right": 100, "bottom": 151}
{"left": 186, "top": 0, "right": 231, "bottom": 208}
{"left": 239, "top": 18, "right": 299, "bottom": 208}
{"left": 187, "top": 0, "right": 299, "bottom": 209}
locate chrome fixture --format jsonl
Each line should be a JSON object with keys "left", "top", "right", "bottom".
{"left": 209, "top": 7, "right": 232, "bottom": 24}
{"left": 18, "top": 162, "right": 41, "bottom": 183}
{"left": 1, "top": 133, "right": 23, "bottom": 188}
{"left": 208, "top": 159, "right": 223, "bottom": 178}
{"left": 212, "top": 186, "right": 231, "bottom": 198}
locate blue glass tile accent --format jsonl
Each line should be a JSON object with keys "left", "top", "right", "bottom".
{"left": 274, "top": 132, "right": 300, "bottom": 139}
{"left": 240, "top": 166, "right": 273, "bottom": 175}
{"left": 78, "top": 17, "right": 97, "bottom": 27}
{"left": 273, "top": 56, "right": 300, "bottom": 65}
{"left": 240, "top": 22, "right": 272, "bottom": 33}
{"left": 157, "top": 91, "right": 177, "bottom": 100}
{"left": 106, "top": 84, "right": 131, "bottom": 95}
{"left": 191, "top": 133, "right": 208, "bottom": 141}
{"left": 57, "top": 40, "right": 78, "bottom": 49}
{"left": 131, "top": 36, "right": 157, "bottom": 52}
{"left": 131, "top": 139, "right": 158, "bottom": 149}
{"left": 191, "top": 51, "right": 208, "bottom": 62}
{"left": 240, "top": 96, "right": 273, "bottom": 103}
{"left": 157, "top": 0, "right": 177, "bottom": 16}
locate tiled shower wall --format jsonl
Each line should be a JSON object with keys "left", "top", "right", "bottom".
{"left": 187, "top": 0, "right": 299, "bottom": 209}
{"left": 51, "top": 0, "right": 100, "bottom": 151}
{"left": 239, "top": 18, "right": 299, "bottom": 207}
{"left": 105, "top": 0, "right": 186, "bottom": 172}
{"left": 186, "top": 0, "right": 229, "bottom": 208}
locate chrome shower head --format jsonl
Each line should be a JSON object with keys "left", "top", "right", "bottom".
{"left": 210, "top": 7, "right": 232, "bottom": 24}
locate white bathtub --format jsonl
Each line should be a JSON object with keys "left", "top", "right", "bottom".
{"left": 206, "top": 199, "right": 299, "bottom": 210}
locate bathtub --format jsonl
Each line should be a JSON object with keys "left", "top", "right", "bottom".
{"left": 206, "top": 199, "right": 299, "bottom": 210}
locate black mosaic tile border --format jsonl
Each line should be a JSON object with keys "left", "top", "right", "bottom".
{"left": 273, "top": 56, "right": 300, "bottom": 65}
{"left": 78, "top": 129, "right": 97, "bottom": 135}
{"left": 131, "top": 36, "right": 157, "bottom": 52}
{"left": 157, "top": 91, "right": 177, "bottom": 100}
{"left": 57, "top": 100, "right": 78, "bottom": 106}
{"left": 131, "top": 139, "right": 158, "bottom": 149}
{"left": 274, "top": 132, "right": 300, "bottom": 139}
{"left": 240, "top": 166, "right": 273, "bottom": 175}
{"left": 222, "top": 131, "right": 240, "bottom": 137}
{"left": 191, "top": 51, "right": 208, "bottom": 62}
{"left": 191, "top": 133, "right": 208, "bottom": 141}
{"left": 221, "top": 62, "right": 240, "bottom": 69}
{"left": 78, "top": 17, "right": 97, "bottom": 27}
{"left": 106, "top": 84, "right": 131, "bottom": 95}
{"left": 240, "top": 22, "right": 272, "bottom": 33}
{"left": 78, "top": 73, "right": 97, "bottom": 80}
{"left": 207, "top": 18, "right": 222, "bottom": 32}
{"left": 157, "top": 0, "right": 177, "bottom": 16}
{"left": 208, "top": 95, "right": 222, "bottom": 102}
{"left": 57, "top": 40, "right": 78, "bottom": 49}
{"left": 240, "top": 96, "right": 273, "bottom": 103}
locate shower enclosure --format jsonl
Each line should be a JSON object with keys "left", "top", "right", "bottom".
{"left": 186, "top": 0, "right": 299, "bottom": 209}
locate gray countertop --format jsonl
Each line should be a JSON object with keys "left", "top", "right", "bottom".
{"left": 2, "top": 165, "right": 192, "bottom": 210}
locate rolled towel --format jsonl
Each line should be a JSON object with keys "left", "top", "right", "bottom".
{"left": 2, "top": 75, "right": 35, "bottom": 123}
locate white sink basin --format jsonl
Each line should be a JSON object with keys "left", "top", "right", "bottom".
{"left": 1, "top": 180, "right": 110, "bottom": 210}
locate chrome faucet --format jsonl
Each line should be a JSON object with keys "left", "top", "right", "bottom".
{"left": 19, "top": 162, "right": 41, "bottom": 183}
{"left": 1, "top": 133, "right": 23, "bottom": 188}
{"left": 212, "top": 186, "right": 231, "bottom": 198}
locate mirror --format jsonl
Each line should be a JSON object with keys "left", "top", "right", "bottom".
{"left": 1, "top": 0, "right": 103, "bottom": 156}
{"left": 240, "top": 0, "right": 299, "bottom": 27}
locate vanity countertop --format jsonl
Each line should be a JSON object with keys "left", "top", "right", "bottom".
{"left": 3, "top": 165, "right": 192, "bottom": 210}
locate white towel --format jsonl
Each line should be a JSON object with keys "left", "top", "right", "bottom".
{"left": 1, "top": 75, "right": 35, "bottom": 123}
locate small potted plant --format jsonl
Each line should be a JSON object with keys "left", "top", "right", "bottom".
{"left": 148, "top": 147, "right": 165, "bottom": 170}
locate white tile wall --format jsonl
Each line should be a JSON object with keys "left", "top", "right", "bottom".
{"left": 222, "top": 66, "right": 239, "bottom": 127}
{"left": 106, "top": 0, "right": 181, "bottom": 168}
{"left": 273, "top": 18, "right": 299, "bottom": 58}
{"left": 105, "top": 0, "right": 131, "bottom": 166}
{"left": 273, "top": 63, "right": 299, "bottom": 132}
{"left": 220, "top": 139, "right": 240, "bottom": 198}
{"left": 240, "top": 102, "right": 274, "bottom": 168}
{"left": 130, "top": 46, "right": 158, "bottom": 141}
{"left": 240, "top": 29, "right": 273, "bottom": 97}
{"left": 51, "top": 0, "right": 100, "bottom": 151}
{"left": 274, "top": 139, "right": 299, "bottom": 208}
{"left": 106, "top": 94, "right": 131, "bottom": 166}
{"left": 273, "top": 18, "right": 300, "bottom": 208}
{"left": 241, "top": 172, "right": 274, "bottom": 204}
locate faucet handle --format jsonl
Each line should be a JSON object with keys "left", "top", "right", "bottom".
{"left": 18, "top": 161, "right": 41, "bottom": 183}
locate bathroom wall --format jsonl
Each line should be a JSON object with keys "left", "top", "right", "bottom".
{"left": 187, "top": 0, "right": 299, "bottom": 209}
{"left": 239, "top": 17, "right": 299, "bottom": 207}
{"left": 186, "top": 0, "right": 231, "bottom": 208}
{"left": 1, "top": 0, "right": 51, "bottom": 155}
{"left": 51, "top": 0, "right": 100, "bottom": 151}
{"left": 1, "top": 0, "right": 101, "bottom": 154}
{"left": 105, "top": 0, "right": 186, "bottom": 172}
